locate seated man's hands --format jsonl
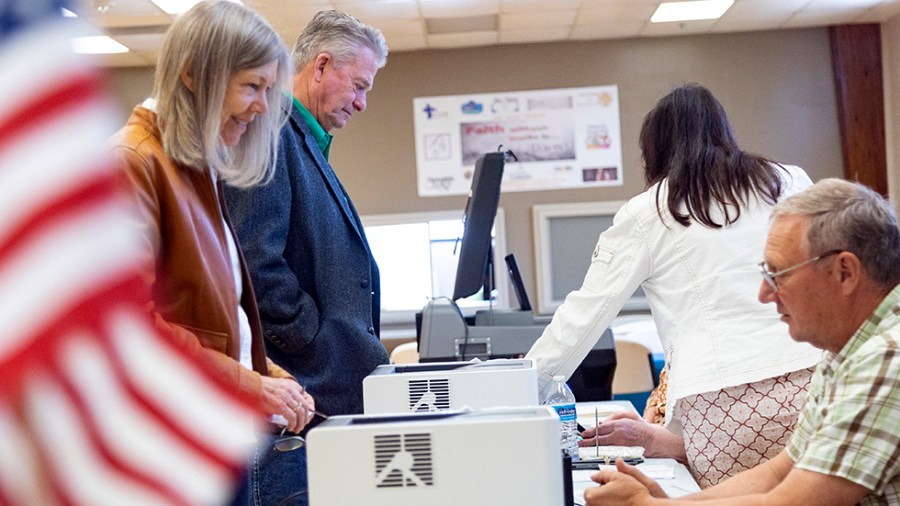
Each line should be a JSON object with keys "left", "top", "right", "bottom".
{"left": 260, "top": 376, "right": 316, "bottom": 433}
{"left": 580, "top": 411, "right": 686, "bottom": 461}
{"left": 584, "top": 458, "right": 668, "bottom": 506}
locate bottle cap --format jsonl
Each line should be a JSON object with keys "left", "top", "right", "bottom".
{"left": 553, "top": 375, "right": 565, "bottom": 382}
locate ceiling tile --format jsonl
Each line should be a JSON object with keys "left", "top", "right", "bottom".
{"left": 784, "top": 7, "right": 871, "bottom": 27}
{"left": 337, "top": 0, "right": 421, "bottom": 21}
{"left": 640, "top": 18, "right": 719, "bottom": 37}
{"left": 426, "top": 30, "right": 500, "bottom": 48}
{"left": 722, "top": 0, "right": 811, "bottom": 19}
{"left": 253, "top": 4, "right": 329, "bottom": 42}
{"left": 113, "top": 33, "right": 166, "bottom": 51}
{"left": 379, "top": 19, "right": 428, "bottom": 36}
{"left": 76, "top": 0, "right": 165, "bottom": 17}
{"left": 420, "top": 0, "right": 501, "bottom": 18}
{"left": 501, "top": 0, "right": 583, "bottom": 12}
{"left": 500, "top": 10, "right": 577, "bottom": 29}
{"left": 384, "top": 33, "right": 429, "bottom": 51}
{"left": 576, "top": 0, "right": 658, "bottom": 25}
{"left": 880, "top": 1, "right": 900, "bottom": 17}
{"left": 89, "top": 15, "right": 172, "bottom": 29}
{"left": 73, "top": 0, "right": 900, "bottom": 67}
{"left": 713, "top": 0, "right": 806, "bottom": 31}
{"left": 855, "top": 0, "right": 900, "bottom": 22}
{"left": 499, "top": 26, "right": 572, "bottom": 44}
{"left": 96, "top": 50, "right": 156, "bottom": 67}
{"left": 804, "top": 0, "right": 882, "bottom": 9}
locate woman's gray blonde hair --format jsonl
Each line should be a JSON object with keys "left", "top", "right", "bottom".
{"left": 291, "top": 10, "right": 388, "bottom": 71}
{"left": 153, "top": 0, "right": 291, "bottom": 188}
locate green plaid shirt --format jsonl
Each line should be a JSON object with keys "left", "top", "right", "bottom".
{"left": 787, "top": 284, "right": 900, "bottom": 505}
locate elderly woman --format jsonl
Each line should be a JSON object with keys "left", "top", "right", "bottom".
{"left": 111, "top": 1, "right": 314, "bottom": 439}
{"left": 527, "top": 84, "right": 821, "bottom": 487}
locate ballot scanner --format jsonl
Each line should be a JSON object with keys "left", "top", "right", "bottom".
{"left": 363, "top": 358, "right": 539, "bottom": 414}
{"left": 307, "top": 407, "right": 567, "bottom": 506}
{"left": 417, "top": 298, "right": 618, "bottom": 401}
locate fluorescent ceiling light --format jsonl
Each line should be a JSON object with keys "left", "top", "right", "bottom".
{"left": 150, "top": 0, "right": 242, "bottom": 15}
{"left": 651, "top": 0, "right": 734, "bottom": 23}
{"left": 73, "top": 36, "right": 129, "bottom": 54}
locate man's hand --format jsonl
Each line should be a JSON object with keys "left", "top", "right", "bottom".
{"left": 584, "top": 458, "right": 667, "bottom": 506}
{"left": 260, "top": 376, "right": 316, "bottom": 433}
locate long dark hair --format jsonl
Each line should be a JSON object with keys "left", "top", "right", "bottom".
{"left": 640, "top": 84, "right": 783, "bottom": 228}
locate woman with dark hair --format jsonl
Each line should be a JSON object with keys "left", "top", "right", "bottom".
{"left": 526, "top": 84, "right": 820, "bottom": 487}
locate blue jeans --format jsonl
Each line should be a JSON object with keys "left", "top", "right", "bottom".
{"left": 230, "top": 436, "right": 308, "bottom": 506}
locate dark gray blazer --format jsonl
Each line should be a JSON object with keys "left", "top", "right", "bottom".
{"left": 224, "top": 105, "right": 388, "bottom": 417}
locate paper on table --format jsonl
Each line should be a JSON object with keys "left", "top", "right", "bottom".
{"left": 575, "top": 404, "right": 629, "bottom": 430}
{"left": 576, "top": 403, "right": 627, "bottom": 419}
{"left": 577, "top": 445, "right": 645, "bottom": 461}
{"left": 572, "top": 470, "right": 599, "bottom": 482}
{"left": 581, "top": 463, "right": 674, "bottom": 479}
{"left": 573, "top": 461, "right": 675, "bottom": 480}
{"left": 630, "top": 464, "right": 675, "bottom": 480}
{"left": 575, "top": 404, "right": 627, "bottom": 429}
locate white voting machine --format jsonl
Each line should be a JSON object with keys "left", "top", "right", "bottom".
{"left": 307, "top": 406, "right": 566, "bottom": 505}
{"left": 362, "top": 358, "right": 539, "bottom": 414}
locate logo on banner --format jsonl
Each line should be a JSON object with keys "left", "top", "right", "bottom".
{"left": 460, "top": 100, "right": 483, "bottom": 114}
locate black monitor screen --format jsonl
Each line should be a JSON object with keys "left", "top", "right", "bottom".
{"left": 451, "top": 151, "right": 507, "bottom": 301}
{"left": 504, "top": 253, "right": 532, "bottom": 312}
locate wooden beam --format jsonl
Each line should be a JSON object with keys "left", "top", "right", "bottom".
{"left": 830, "top": 24, "right": 888, "bottom": 195}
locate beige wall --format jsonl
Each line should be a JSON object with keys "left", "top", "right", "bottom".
{"left": 107, "top": 27, "right": 845, "bottom": 314}
{"left": 884, "top": 13, "right": 900, "bottom": 216}
{"left": 338, "top": 28, "right": 843, "bottom": 309}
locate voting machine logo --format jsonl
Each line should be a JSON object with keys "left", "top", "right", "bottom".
{"left": 407, "top": 379, "right": 451, "bottom": 412}
{"left": 374, "top": 433, "right": 434, "bottom": 488}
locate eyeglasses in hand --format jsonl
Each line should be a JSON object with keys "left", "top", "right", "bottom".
{"left": 273, "top": 410, "right": 329, "bottom": 452}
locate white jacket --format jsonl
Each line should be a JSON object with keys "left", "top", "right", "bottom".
{"left": 526, "top": 165, "right": 821, "bottom": 425}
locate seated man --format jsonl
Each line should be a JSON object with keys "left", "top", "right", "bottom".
{"left": 586, "top": 178, "right": 900, "bottom": 505}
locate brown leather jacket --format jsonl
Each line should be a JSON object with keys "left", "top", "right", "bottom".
{"left": 110, "top": 105, "right": 293, "bottom": 403}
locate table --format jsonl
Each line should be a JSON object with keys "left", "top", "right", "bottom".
{"left": 572, "top": 458, "right": 700, "bottom": 503}
{"left": 571, "top": 401, "right": 700, "bottom": 504}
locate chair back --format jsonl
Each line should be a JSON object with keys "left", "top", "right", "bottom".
{"left": 389, "top": 341, "right": 420, "bottom": 364}
{"left": 611, "top": 340, "right": 655, "bottom": 394}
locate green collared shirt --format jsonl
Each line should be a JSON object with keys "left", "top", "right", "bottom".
{"left": 292, "top": 96, "right": 332, "bottom": 159}
{"left": 787, "top": 284, "right": 900, "bottom": 505}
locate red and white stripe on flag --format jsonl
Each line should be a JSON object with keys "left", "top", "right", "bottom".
{"left": 0, "top": 5, "right": 262, "bottom": 506}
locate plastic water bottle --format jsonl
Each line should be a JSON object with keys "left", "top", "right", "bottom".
{"left": 545, "top": 375, "right": 579, "bottom": 460}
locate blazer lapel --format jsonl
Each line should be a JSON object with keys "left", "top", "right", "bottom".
{"left": 289, "top": 110, "right": 362, "bottom": 237}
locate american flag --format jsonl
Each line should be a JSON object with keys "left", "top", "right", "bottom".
{"left": 0, "top": 2, "right": 261, "bottom": 504}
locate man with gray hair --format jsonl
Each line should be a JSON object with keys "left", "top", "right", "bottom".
{"left": 585, "top": 178, "right": 900, "bottom": 506}
{"left": 224, "top": 10, "right": 389, "bottom": 506}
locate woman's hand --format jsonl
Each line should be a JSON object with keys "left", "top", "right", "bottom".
{"left": 579, "top": 411, "right": 686, "bottom": 461}
{"left": 260, "top": 376, "right": 316, "bottom": 433}
{"left": 580, "top": 411, "right": 652, "bottom": 447}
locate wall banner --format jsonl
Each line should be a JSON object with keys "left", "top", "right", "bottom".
{"left": 413, "top": 85, "right": 622, "bottom": 197}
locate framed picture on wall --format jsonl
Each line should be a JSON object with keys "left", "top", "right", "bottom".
{"left": 532, "top": 201, "right": 648, "bottom": 315}
{"left": 414, "top": 85, "right": 623, "bottom": 197}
